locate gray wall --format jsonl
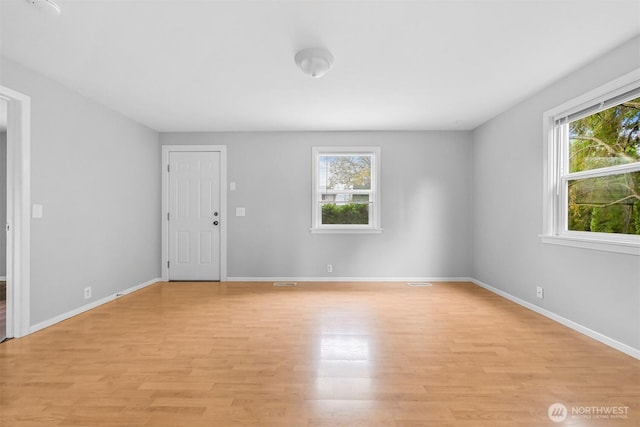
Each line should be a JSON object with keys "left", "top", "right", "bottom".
{"left": 472, "top": 36, "right": 640, "bottom": 350}
{"left": 0, "top": 57, "right": 162, "bottom": 326}
{"left": 161, "top": 131, "right": 473, "bottom": 279}
{"left": 0, "top": 131, "right": 5, "bottom": 277}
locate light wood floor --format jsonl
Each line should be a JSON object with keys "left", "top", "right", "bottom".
{"left": 0, "top": 281, "right": 638, "bottom": 426}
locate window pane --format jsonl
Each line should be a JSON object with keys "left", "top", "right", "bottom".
{"left": 569, "top": 96, "right": 640, "bottom": 172}
{"left": 321, "top": 194, "right": 370, "bottom": 203}
{"left": 321, "top": 195, "right": 370, "bottom": 225}
{"left": 319, "top": 155, "right": 371, "bottom": 191}
{"left": 568, "top": 172, "right": 640, "bottom": 235}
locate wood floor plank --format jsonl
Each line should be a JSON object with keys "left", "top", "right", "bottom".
{"left": 0, "top": 281, "right": 638, "bottom": 426}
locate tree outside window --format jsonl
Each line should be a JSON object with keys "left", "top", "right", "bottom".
{"left": 567, "top": 97, "right": 640, "bottom": 235}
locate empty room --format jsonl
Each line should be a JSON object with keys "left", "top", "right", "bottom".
{"left": 1, "top": 0, "right": 639, "bottom": 426}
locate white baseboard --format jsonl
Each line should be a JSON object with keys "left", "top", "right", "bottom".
{"left": 29, "top": 278, "right": 161, "bottom": 335}
{"left": 470, "top": 278, "right": 640, "bottom": 360}
{"left": 227, "top": 276, "right": 474, "bottom": 283}
{"left": 0, "top": 276, "right": 6, "bottom": 281}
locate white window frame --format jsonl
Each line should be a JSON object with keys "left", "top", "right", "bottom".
{"left": 542, "top": 69, "right": 640, "bottom": 256}
{"left": 311, "top": 146, "right": 382, "bottom": 234}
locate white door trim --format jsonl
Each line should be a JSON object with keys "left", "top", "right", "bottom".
{"left": 161, "top": 145, "right": 227, "bottom": 281}
{"left": 0, "top": 85, "right": 31, "bottom": 338}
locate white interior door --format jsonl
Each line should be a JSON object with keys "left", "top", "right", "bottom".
{"left": 168, "top": 151, "right": 221, "bottom": 280}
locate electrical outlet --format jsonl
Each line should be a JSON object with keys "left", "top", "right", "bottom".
{"left": 84, "top": 286, "right": 92, "bottom": 299}
{"left": 536, "top": 286, "right": 544, "bottom": 299}
{"left": 327, "top": 264, "right": 333, "bottom": 273}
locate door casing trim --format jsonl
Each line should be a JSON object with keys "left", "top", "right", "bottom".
{"left": 0, "top": 85, "right": 31, "bottom": 338}
{"left": 161, "top": 145, "right": 227, "bottom": 281}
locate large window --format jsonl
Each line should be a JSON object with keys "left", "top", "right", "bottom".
{"left": 543, "top": 71, "right": 640, "bottom": 255}
{"left": 311, "top": 147, "right": 381, "bottom": 233}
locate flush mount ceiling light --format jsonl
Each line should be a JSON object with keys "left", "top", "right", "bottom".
{"left": 26, "top": 0, "right": 62, "bottom": 16}
{"left": 295, "top": 48, "right": 334, "bottom": 78}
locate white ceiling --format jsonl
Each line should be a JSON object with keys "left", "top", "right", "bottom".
{"left": 1, "top": 0, "right": 639, "bottom": 132}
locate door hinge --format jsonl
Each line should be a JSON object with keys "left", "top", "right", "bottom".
{"left": 167, "top": 164, "right": 170, "bottom": 173}
{"left": 167, "top": 212, "right": 170, "bottom": 221}
{"left": 167, "top": 261, "right": 170, "bottom": 269}
{"left": 5, "top": 224, "right": 9, "bottom": 232}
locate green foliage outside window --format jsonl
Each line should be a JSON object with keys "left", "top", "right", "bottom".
{"left": 322, "top": 203, "right": 369, "bottom": 224}
{"left": 568, "top": 96, "right": 640, "bottom": 234}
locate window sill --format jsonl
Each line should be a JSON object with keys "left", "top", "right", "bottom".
{"left": 540, "top": 234, "right": 640, "bottom": 256}
{"left": 310, "top": 228, "right": 383, "bottom": 235}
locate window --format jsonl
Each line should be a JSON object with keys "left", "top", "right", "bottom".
{"left": 543, "top": 71, "right": 640, "bottom": 255}
{"left": 311, "top": 147, "right": 381, "bottom": 233}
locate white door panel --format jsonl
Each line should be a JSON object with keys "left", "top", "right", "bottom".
{"left": 169, "top": 151, "right": 221, "bottom": 280}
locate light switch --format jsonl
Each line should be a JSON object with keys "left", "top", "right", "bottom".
{"left": 230, "top": 182, "right": 236, "bottom": 191}
{"left": 236, "top": 207, "right": 245, "bottom": 217}
{"left": 32, "top": 204, "right": 43, "bottom": 218}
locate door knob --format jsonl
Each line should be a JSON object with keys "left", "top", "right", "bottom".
{"left": 213, "top": 221, "right": 219, "bottom": 226}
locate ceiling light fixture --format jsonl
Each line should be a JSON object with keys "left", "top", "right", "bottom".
{"left": 295, "top": 48, "right": 334, "bottom": 78}
{"left": 26, "top": 0, "right": 62, "bottom": 17}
